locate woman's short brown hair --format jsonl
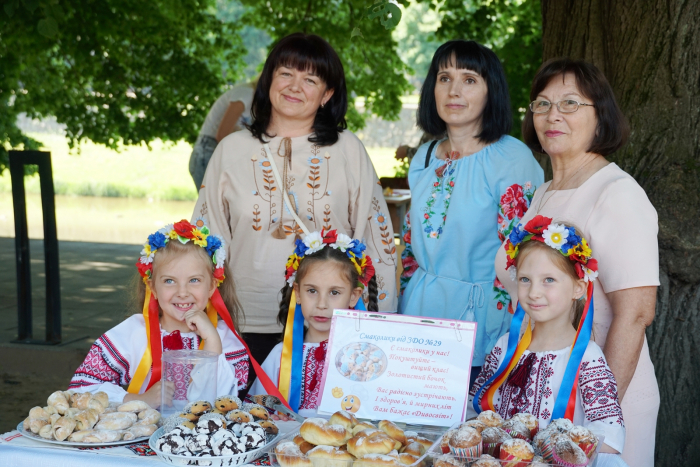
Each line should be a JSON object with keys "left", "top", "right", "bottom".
{"left": 522, "top": 58, "right": 629, "bottom": 156}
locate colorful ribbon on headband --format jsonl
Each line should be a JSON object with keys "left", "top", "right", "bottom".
{"left": 473, "top": 282, "right": 595, "bottom": 422}
{"left": 278, "top": 290, "right": 366, "bottom": 412}
{"left": 127, "top": 289, "right": 292, "bottom": 410}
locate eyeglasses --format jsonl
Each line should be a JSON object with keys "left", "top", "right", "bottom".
{"left": 529, "top": 99, "right": 595, "bottom": 114}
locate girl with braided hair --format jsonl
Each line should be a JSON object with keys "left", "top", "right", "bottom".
{"left": 249, "top": 230, "right": 377, "bottom": 417}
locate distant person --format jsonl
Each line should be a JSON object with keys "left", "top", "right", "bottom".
{"left": 192, "top": 33, "right": 397, "bottom": 371}
{"left": 69, "top": 220, "right": 250, "bottom": 407}
{"left": 189, "top": 83, "right": 256, "bottom": 189}
{"left": 398, "top": 40, "right": 544, "bottom": 385}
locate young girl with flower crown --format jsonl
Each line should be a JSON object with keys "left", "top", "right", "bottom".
{"left": 248, "top": 229, "right": 378, "bottom": 417}
{"left": 69, "top": 220, "right": 257, "bottom": 408}
{"left": 469, "top": 216, "right": 625, "bottom": 455}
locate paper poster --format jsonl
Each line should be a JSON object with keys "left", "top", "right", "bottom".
{"left": 317, "top": 310, "right": 477, "bottom": 426}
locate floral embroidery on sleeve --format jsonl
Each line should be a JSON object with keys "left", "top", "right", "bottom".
{"left": 400, "top": 212, "right": 418, "bottom": 294}
{"left": 579, "top": 357, "right": 625, "bottom": 426}
{"left": 494, "top": 182, "right": 536, "bottom": 312}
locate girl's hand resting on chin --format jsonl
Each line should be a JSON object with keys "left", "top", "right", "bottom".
{"left": 184, "top": 309, "right": 223, "bottom": 354}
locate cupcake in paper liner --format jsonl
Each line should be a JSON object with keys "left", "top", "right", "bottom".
{"left": 510, "top": 413, "right": 539, "bottom": 438}
{"left": 471, "top": 454, "right": 501, "bottom": 467}
{"left": 533, "top": 427, "right": 566, "bottom": 463}
{"left": 440, "top": 428, "right": 458, "bottom": 454}
{"left": 447, "top": 426, "right": 483, "bottom": 458}
{"left": 501, "top": 419, "right": 532, "bottom": 441}
{"left": 551, "top": 437, "right": 589, "bottom": 467}
{"left": 531, "top": 455, "right": 549, "bottom": 467}
{"left": 481, "top": 427, "right": 511, "bottom": 457}
{"left": 567, "top": 426, "right": 598, "bottom": 459}
{"left": 498, "top": 438, "right": 534, "bottom": 467}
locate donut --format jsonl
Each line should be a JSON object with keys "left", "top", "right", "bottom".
{"left": 378, "top": 420, "right": 407, "bottom": 445}
{"left": 329, "top": 410, "right": 358, "bottom": 430}
{"left": 348, "top": 431, "right": 397, "bottom": 457}
{"left": 299, "top": 418, "right": 352, "bottom": 447}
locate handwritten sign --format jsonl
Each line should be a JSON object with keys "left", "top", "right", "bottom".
{"left": 317, "top": 311, "right": 477, "bottom": 426}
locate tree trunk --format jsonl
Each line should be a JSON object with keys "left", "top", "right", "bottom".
{"left": 540, "top": 1, "right": 700, "bottom": 466}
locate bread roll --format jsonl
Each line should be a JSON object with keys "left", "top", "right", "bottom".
{"left": 122, "top": 424, "right": 157, "bottom": 440}
{"left": 401, "top": 441, "right": 425, "bottom": 457}
{"left": 378, "top": 420, "right": 407, "bottom": 445}
{"left": 307, "top": 445, "right": 354, "bottom": 467}
{"left": 352, "top": 421, "right": 377, "bottom": 436}
{"left": 293, "top": 434, "right": 316, "bottom": 454}
{"left": 68, "top": 430, "right": 97, "bottom": 442}
{"left": 45, "top": 405, "right": 59, "bottom": 416}
{"left": 95, "top": 414, "right": 134, "bottom": 431}
{"left": 404, "top": 434, "right": 433, "bottom": 452}
{"left": 71, "top": 392, "right": 92, "bottom": 410}
{"left": 348, "top": 431, "right": 396, "bottom": 457}
{"left": 117, "top": 400, "right": 150, "bottom": 413}
{"left": 354, "top": 453, "right": 401, "bottom": 467}
{"left": 83, "top": 430, "right": 123, "bottom": 443}
{"left": 136, "top": 408, "right": 161, "bottom": 425}
{"left": 100, "top": 411, "right": 138, "bottom": 423}
{"left": 28, "top": 406, "right": 49, "bottom": 419}
{"left": 397, "top": 453, "right": 422, "bottom": 466}
{"left": 75, "top": 409, "right": 100, "bottom": 431}
{"left": 275, "top": 441, "right": 312, "bottom": 467}
{"left": 49, "top": 413, "right": 61, "bottom": 425}
{"left": 53, "top": 416, "right": 77, "bottom": 441}
{"left": 47, "top": 391, "right": 69, "bottom": 414}
{"left": 87, "top": 398, "right": 106, "bottom": 414}
{"left": 39, "top": 423, "right": 54, "bottom": 439}
{"left": 22, "top": 417, "right": 30, "bottom": 431}
{"left": 92, "top": 391, "right": 110, "bottom": 409}
{"left": 64, "top": 407, "right": 82, "bottom": 418}
{"left": 299, "top": 418, "right": 351, "bottom": 447}
{"left": 329, "top": 410, "right": 358, "bottom": 430}
{"left": 29, "top": 418, "right": 49, "bottom": 434}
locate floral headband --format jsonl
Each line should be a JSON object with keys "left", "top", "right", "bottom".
{"left": 285, "top": 229, "right": 375, "bottom": 289}
{"left": 504, "top": 215, "right": 598, "bottom": 282}
{"left": 136, "top": 218, "right": 227, "bottom": 286}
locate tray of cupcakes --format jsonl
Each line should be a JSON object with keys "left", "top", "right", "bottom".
{"left": 149, "top": 395, "right": 281, "bottom": 466}
{"left": 435, "top": 410, "right": 604, "bottom": 466}
{"left": 18, "top": 389, "right": 159, "bottom": 446}
{"left": 268, "top": 410, "right": 446, "bottom": 467}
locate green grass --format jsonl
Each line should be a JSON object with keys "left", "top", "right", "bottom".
{"left": 0, "top": 133, "right": 402, "bottom": 201}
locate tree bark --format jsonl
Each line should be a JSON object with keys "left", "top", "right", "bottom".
{"left": 540, "top": 1, "right": 700, "bottom": 466}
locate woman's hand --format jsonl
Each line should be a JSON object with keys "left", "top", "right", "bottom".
{"left": 184, "top": 309, "right": 223, "bottom": 354}
{"left": 271, "top": 412, "right": 292, "bottom": 421}
{"left": 123, "top": 381, "right": 175, "bottom": 409}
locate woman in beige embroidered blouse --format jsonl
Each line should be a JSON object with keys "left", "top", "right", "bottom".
{"left": 495, "top": 59, "right": 659, "bottom": 466}
{"left": 192, "top": 33, "right": 397, "bottom": 365}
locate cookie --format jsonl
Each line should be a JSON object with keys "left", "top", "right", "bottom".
{"left": 226, "top": 409, "right": 253, "bottom": 423}
{"left": 214, "top": 395, "right": 242, "bottom": 412}
{"left": 188, "top": 400, "right": 213, "bottom": 416}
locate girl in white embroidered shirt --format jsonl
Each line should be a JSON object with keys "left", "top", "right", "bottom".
{"left": 248, "top": 229, "right": 378, "bottom": 418}
{"left": 70, "top": 220, "right": 249, "bottom": 408}
{"left": 469, "top": 216, "right": 625, "bottom": 455}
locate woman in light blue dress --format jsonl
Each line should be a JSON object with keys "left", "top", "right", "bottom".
{"left": 399, "top": 40, "right": 544, "bottom": 381}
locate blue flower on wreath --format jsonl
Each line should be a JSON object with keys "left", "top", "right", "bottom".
{"left": 148, "top": 232, "right": 167, "bottom": 250}
{"left": 348, "top": 240, "right": 366, "bottom": 257}
{"left": 205, "top": 235, "right": 222, "bottom": 256}
{"left": 509, "top": 224, "right": 529, "bottom": 245}
{"left": 293, "top": 239, "right": 307, "bottom": 257}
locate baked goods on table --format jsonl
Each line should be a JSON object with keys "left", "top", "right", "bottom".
{"left": 21, "top": 390, "right": 159, "bottom": 444}
{"left": 273, "top": 410, "right": 440, "bottom": 467}
{"left": 153, "top": 395, "right": 279, "bottom": 460}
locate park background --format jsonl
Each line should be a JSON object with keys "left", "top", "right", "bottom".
{"left": 1, "top": 1, "right": 698, "bottom": 466}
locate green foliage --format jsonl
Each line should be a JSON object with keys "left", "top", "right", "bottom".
{"left": 0, "top": 0, "right": 246, "bottom": 173}
{"left": 393, "top": 2, "right": 442, "bottom": 88}
{"left": 416, "top": 0, "right": 542, "bottom": 138}
{"left": 237, "top": 0, "right": 412, "bottom": 130}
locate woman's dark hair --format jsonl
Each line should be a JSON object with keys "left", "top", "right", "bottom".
{"left": 277, "top": 246, "right": 378, "bottom": 339}
{"left": 522, "top": 58, "right": 629, "bottom": 156}
{"left": 246, "top": 33, "right": 348, "bottom": 146}
{"left": 418, "top": 40, "right": 512, "bottom": 143}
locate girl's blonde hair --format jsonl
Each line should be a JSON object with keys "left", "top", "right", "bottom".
{"left": 130, "top": 240, "right": 243, "bottom": 333}
{"left": 516, "top": 236, "right": 586, "bottom": 330}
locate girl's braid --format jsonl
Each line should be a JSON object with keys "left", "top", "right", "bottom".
{"left": 366, "top": 275, "right": 379, "bottom": 312}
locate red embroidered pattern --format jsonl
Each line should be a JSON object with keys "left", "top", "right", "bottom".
{"left": 299, "top": 341, "right": 328, "bottom": 410}
{"left": 70, "top": 335, "right": 130, "bottom": 389}
{"left": 579, "top": 357, "right": 624, "bottom": 425}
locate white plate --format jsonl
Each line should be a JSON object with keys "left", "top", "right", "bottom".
{"left": 17, "top": 422, "right": 150, "bottom": 447}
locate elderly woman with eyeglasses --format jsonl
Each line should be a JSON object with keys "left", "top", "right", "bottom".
{"left": 495, "top": 58, "right": 659, "bottom": 466}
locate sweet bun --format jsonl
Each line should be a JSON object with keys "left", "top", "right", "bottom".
{"left": 433, "top": 454, "right": 465, "bottom": 467}
{"left": 397, "top": 453, "right": 422, "bottom": 466}
{"left": 405, "top": 434, "right": 433, "bottom": 452}
{"left": 553, "top": 437, "right": 588, "bottom": 466}
{"left": 449, "top": 426, "right": 481, "bottom": 449}
{"left": 460, "top": 419, "right": 487, "bottom": 434}
{"left": 53, "top": 416, "right": 77, "bottom": 442}
{"left": 501, "top": 419, "right": 531, "bottom": 441}
{"left": 549, "top": 418, "right": 574, "bottom": 433}
{"left": 499, "top": 438, "right": 534, "bottom": 462}
{"left": 354, "top": 454, "right": 401, "bottom": 467}
{"left": 440, "top": 429, "right": 457, "bottom": 453}
{"left": 510, "top": 413, "right": 538, "bottom": 436}
{"left": 329, "top": 410, "right": 358, "bottom": 430}
{"left": 307, "top": 445, "right": 354, "bottom": 467}
{"left": 348, "top": 431, "right": 397, "bottom": 457}
{"left": 300, "top": 418, "right": 351, "bottom": 447}
{"left": 117, "top": 400, "right": 151, "bottom": 413}
{"left": 275, "top": 441, "right": 312, "bottom": 467}
{"left": 137, "top": 408, "right": 161, "bottom": 426}
{"left": 123, "top": 424, "right": 157, "bottom": 440}
{"left": 352, "top": 421, "right": 377, "bottom": 436}
{"left": 92, "top": 391, "right": 110, "bottom": 409}
{"left": 47, "top": 391, "right": 69, "bottom": 414}
{"left": 378, "top": 420, "right": 407, "bottom": 445}
{"left": 71, "top": 392, "right": 92, "bottom": 410}
{"left": 401, "top": 441, "right": 425, "bottom": 456}
{"left": 293, "top": 434, "right": 316, "bottom": 454}
{"left": 476, "top": 410, "right": 503, "bottom": 427}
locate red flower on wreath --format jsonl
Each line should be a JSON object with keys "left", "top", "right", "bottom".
{"left": 321, "top": 229, "right": 338, "bottom": 244}
{"left": 500, "top": 184, "right": 528, "bottom": 220}
{"left": 173, "top": 220, "right": 196, "bottom": 239}
{"left": 524, "top": 215, "right": 552, "bottom": 234}
{"left": 213, "top": 267, "right": 225, "bottom": 284}
{"left": 359, "top": 256, "right": 375, "bottom": 287}
{"left": 136, "top": 261, "right": 152, "bottom": 279}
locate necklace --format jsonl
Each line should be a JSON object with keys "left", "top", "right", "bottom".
{"left": 536, "top": 155, "right": 598, "bottom": 214}
{"left": 422, "top": 151, "right": 460, "bottom": 239}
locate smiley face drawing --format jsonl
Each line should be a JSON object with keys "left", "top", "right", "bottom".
{"left": 341, "top": 395, "right": 361, "bottom": 413}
